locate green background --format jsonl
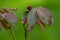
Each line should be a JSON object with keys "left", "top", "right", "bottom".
{"left": 0, "top": 0, "right": 60, "bottom": 40}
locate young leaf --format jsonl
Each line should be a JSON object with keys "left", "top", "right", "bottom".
{"left": 37, "top": 7, "right": 53, "bottom": 25}
{"left": 27, "top": 8, "right": 38, "bottom": 31}
{"left": 3, "top": 12, "right": 17, "bottom": 24}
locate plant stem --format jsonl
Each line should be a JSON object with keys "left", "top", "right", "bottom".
{"left": 25, "top": 28, "right": 27, "bottom": 40}
{"left": 23, "top": 23, "right": 28, "bottom": 40}
{"left": 25, "top": 29, "right": 29, "bottom": 40}
{"left": 10, "top": 26, "right": 16, "bottom": 40}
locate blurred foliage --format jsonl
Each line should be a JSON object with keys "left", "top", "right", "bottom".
{"left": 0, "top": 0, "right": 60, "bottom": 40}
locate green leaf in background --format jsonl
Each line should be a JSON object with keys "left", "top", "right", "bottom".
{"left": 0, "top": 0, "right": 60, "bottom": 40}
